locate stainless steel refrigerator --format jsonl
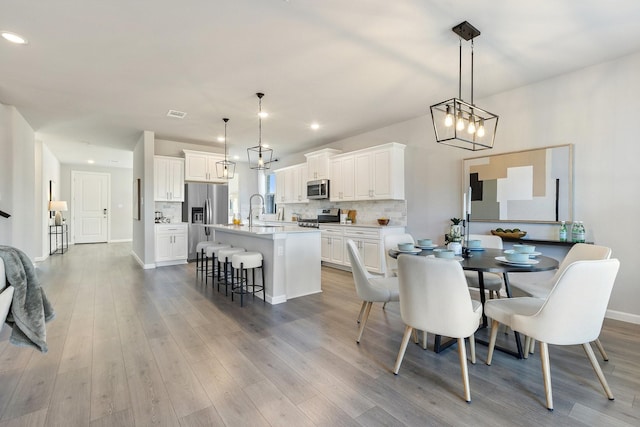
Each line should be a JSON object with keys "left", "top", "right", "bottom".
{"left": 182, "top": 183, "right": 229, "bottom": 261}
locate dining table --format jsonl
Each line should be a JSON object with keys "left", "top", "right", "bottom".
{"left": 388, "top": 246, "right": 559, "bottom": 359}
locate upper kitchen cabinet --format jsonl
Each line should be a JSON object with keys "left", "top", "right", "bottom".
{"left": 353, "top": 143, "right": 405, "bottom": 200}
{"left": 274, "top": 163, "right": 308, "bottom": 204}
{"left": 154, "top": 156, "right": 184, "bottom": 202}
{"left": 183, "top": 150, "right": 226, "bottom": 183}
{"left": 330, "top": 154, "right": 355, "bottom": 202}
{"left": 305, "top": 148, "right": 341, "bottom": 181}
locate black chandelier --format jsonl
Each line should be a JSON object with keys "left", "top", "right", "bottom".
{"left": 430, "top": 21, "right": 499, "bottom": 151}
{"left": 216, "top": 117, "right": 235, "bottom": 179}
{"left": 247, "top": 92, "right": 274, "bottom": 170}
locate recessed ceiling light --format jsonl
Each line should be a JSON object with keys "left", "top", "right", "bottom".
{"left": 166, "top": 109, "right": 187, "bottom": 119}
{"left": 310, "top": 122, "right": 320, "bottom": 130}
{"left": 88, "top": 159, "right": 95, "bottom": 164}
{"left": 258, "top": 111, "right": 269, "bottom": 119}
{"left": 233, "top": 155, "right": 240, "bottom": 160}
{"left": 217, "top": 136, "right": 225, "bottom": 142}
{"left": 263, "top": 143, "right": 270, "bottom": 148}
{"left": 1, "top": 32, "right": 28, "bottom": 45}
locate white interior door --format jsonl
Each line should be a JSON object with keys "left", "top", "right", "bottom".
{"left": 72, "top": 171, "right": 109, "bottom": 244}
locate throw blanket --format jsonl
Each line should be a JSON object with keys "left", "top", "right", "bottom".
{"left": 0, "top": 246, "right": 55, "bottom": 352}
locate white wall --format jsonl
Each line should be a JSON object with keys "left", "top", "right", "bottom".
{"left": 131, "top": 131, "right": 156, "bottom": 268}
{"left": 0, "top": 104, "right": 13, "bottom": 244}
{"left": 0, "top": 104, "right": 38, "bottom": 259}
{"left": 278, "top": 51, "right": 640, "bottom": 322}
{"left": 39, "top": 143, "right": 61, "bottom": 260}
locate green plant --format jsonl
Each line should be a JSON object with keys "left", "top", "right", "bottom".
{"left": 450, "top": 217, "right": 463, "bottom": 225}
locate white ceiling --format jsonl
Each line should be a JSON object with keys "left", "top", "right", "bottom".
{"left": 3, "top": 0, "right": 640, "bottom": 168}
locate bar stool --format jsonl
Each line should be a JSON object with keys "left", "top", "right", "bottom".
{"left": 216, "top": 247, "right": 246, "bottom": 295}
{"left": 203, "top": 243, "right": 231, "bottom": 285}
{"left": 231, "top": 251, "right": 265, "bottom": 307}
{"left": 195, "top": 241, "right": 216, "bottom": 278}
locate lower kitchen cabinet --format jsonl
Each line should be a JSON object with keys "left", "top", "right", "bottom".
{"left": 319, "top": 224, "right": 404, "bottom": 275}
{"left": 155, "top": 223, "right": 188, "bottom": 266}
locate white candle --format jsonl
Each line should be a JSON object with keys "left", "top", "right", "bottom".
{"left": 462, "top": 193, "right": 466, "bottom": 219}
{"left": 467, "top": 187, "right": 472, "bottom": 215}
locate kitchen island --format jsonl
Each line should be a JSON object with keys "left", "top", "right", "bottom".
{"left": 201, "top": 224, "right": 321, "bottom": 304}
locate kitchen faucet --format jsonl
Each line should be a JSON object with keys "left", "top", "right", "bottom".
{"left": 248, "top": 193, "right": 265, "bottom": 228}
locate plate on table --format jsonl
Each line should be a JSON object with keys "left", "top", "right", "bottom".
{"left": 466, "top": 247, "right": 485, "bottom": 251}
{"left": 395, "top": 248, "right": 423, "bottom": 254}
{"left": 416, "top": 244, "right": 438, "bottom": 250}
{"left": 427, "top": 255, "right": 464, "bottom": 261}
{"left": 495, "top": 256, "right": 539, "bottom": 266}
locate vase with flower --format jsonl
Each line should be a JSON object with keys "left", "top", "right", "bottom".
{"left": 447, "top": 218, "right": 463, "bottom": 255}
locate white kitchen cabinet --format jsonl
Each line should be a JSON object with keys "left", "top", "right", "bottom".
{"left": 305, "top": 148, "right": 341, "bottom": 181}
{"left": 274, "top": 163, "right": 308, "bottom": 204}
{"left": 319, "top": 224, "right": 405, "bottom": 274}
{"left": 183, "top": 150, "right": 226, "bottom": 183}
{"left": 353, "top": 143, "right": 405, "bottom": 200}
{"left": 275, "top": 169, "right": 286, "bottom": 204}
{"left": 343, "top": 228, "right": 382, "bottom": 272}
{"left": 155, "top": 223, "right": 188, "bottom": 266}
{"left": 154, "top": 156, "right": 184, "bottom": 202}
{"left": 320, "top": 226, "right": 344, "bottom": 264}
{"left": 329, "top": 154, "right": 355, "bottom": 202}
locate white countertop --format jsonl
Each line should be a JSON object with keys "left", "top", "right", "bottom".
{"left": 198, "top": 223, "right": 320, "bottom": 236}
{"left": 319, "top": 223, "right": 405, "bottom": 229}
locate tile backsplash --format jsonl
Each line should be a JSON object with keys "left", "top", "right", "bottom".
{"left": 280, "top": 199, "right": 407, "bottom": 226}
{"left": 154, "top": 202, "right": 183, "bottom": 222}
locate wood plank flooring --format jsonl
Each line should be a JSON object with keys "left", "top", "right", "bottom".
{"left": 0, "top": 242, "right": 638, "bottom": 426}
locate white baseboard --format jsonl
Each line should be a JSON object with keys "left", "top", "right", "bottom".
{"left": 269, "top": 295, "right": 287, "bottom": 305}
{"left": 606, "top": 309, "right": 640, "bottom": 325}
{"left": 110, "top": 239, "right": 132, "bottom": 243}
{"left": 131, "top": 250, "right": 156, "bottom": 269}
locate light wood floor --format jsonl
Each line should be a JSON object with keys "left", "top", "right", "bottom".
{"left": 1, "top": 242, "right": 638, "bottom": 426}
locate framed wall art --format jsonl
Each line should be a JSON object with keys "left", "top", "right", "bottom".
{"left": 463, "top": 144, "right": 573, "bottom": 223}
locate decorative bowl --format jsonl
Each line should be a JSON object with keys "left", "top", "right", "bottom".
{"left": 467, "top": 239, "right": 482, "bottom": 248}
{"left": 377, "top": 218, "right": 390, "bottom": 226}
{"left": 397, "top": 243, "right": 414, "bottom": 251}
{"left": 504, "top": 250, "right": 530, "bottom": 263}
{"left": 417, "top": 238, "right": 433, "bottom": 247}
{"left": 434, "top": 249, "right": 455, "bottom": 259}
{"left": 513, "top": 244, "right": 536, "bottom": 254}
{"left": 491, "top": 229, "right": 527, "bottom": 239}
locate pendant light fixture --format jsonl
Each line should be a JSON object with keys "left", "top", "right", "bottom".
{"left": 216, "top": 117, "right": 235, "bottom": 179}
{"left": 430, "top": 21, "right": 498, "bottom": 151}
{"left": 247, "top": 92, "right": 273, "bottom": 170}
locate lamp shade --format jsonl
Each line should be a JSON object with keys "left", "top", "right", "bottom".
{"left": 48, "top": 201, "right": 68, "bottom": 212}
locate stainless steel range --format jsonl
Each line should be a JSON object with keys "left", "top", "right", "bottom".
{"left": 298, "top": 208, "right": 340, "bottom": 228}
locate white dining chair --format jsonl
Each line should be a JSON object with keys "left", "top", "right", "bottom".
{"left": 509, "top": 243, "right": 612, "bottom": 359}
{"left": 464, "top": 234, "right": 504, "bottom": 299}
{"left": 382, "top": 233, "right": 428, "bottom": 348}
{"left": 393, "top": 255, "right": 482, "bottom": 402}
{"left": 346, "top": 239, "right": 400, "bottom": 344}
{"left": 484, "top": 258, "right": 620, "bottom": 411}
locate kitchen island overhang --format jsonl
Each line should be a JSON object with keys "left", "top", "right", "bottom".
{"left": 199, "top": 224, "right": 321, "bottom": 304}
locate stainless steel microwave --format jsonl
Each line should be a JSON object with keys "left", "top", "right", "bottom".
{"left": 307, "top": 179, "right": 330, "bottom": 199}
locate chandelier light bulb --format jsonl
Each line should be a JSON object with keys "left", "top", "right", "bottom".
{"left": 444, "top": 105, "right": 453, "bottom": 127}
{"left": 456, "top": 111, "right": 465, "bottom": 131}
{"left": 477, "top": 119, "right": 485, "bottom": 137}
{"left": 467, "top": 115, "right": 476, "bottom": 134}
